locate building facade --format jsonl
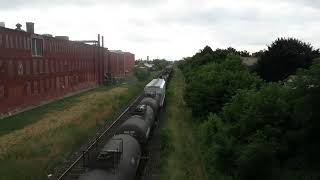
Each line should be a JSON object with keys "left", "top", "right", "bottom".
{"left": 0, "top": 26, "right": 135, "bottom": 116}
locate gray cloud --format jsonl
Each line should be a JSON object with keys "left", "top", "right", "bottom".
{"left": 289, "top": 0, "right": 320, "bottom": 9}
{"left": 158, "top": 7, "right": 261, "bottom": 26}
{"left": 124, "top": 33, "right": 169, "bottom": 43}
{"left": 1, "top": 0, "right": 320, "bottom": 60}
{"left": 158, "top": 5, "right": 319, "bottom": 27}
{"left": 0, "top": 0, "right": 166, "bottom": 10}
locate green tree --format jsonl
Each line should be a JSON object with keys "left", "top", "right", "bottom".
{"left": 134, "top": 67, "right": 150, "bottom": 81}
{"left": 256, "top": 38, "right": 320, "bottom": 82}
{"left": 152, "top": 59, "right": 170, "bottom": 71}
{"left": 184, "top": 55, "right": 262, "bottom": 118}
{"left": 205, "top": 61, "right": 320, "bottom": 179}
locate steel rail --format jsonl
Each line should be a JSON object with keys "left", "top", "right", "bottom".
{"left": 57, "top": 93, "right": 143, "bottom": 180}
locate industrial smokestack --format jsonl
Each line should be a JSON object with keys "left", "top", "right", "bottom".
{"left": 102, "top": 36, "right": 104, "bottom": 47}
{"left": 0, "top": 22, "right": 5, "bottom": 28}
{"left": 98, "top": 34, "right": 100, "bottom": 47}
{"left": 26, "top": 22, "right": 34, "bottom": 33}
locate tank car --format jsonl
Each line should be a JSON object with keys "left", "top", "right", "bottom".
{"left": 117, "top": 115, "right": 150, "bottom": 144}
{"left": 140, "top": 97, "right": 160, "bottom": 116}
{"left": 78, "top": 134, "right": 141, "bottom": 180}
{"left": 131, "top": 104, "right": 155, "bottom": 128}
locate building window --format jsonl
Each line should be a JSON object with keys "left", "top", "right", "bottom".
{"left": 17, "top": 61, "right": 24, "bottom": 75}
{"left": 31, "top": 38, "right": 43, "bottom": 56}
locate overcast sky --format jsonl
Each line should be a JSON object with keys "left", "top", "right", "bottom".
{"left": 1, "top": 0, "right": 319, "bottom": 60}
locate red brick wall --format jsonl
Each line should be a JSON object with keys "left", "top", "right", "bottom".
{"left": 0, "top": 27, "right": 134, "bottom": 116}
{"left": 0, "top": 27, "right": 103, "bottom": 115}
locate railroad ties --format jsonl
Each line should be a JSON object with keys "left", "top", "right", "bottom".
{"left": 51, "top": 93, "right": 144, "bottom": 180}
{"left": 52, "top": 69, "right": 173, "bottom": 180}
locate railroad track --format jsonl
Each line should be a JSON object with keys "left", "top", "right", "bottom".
{"left": 51, "top": 92, "right": 144, "bottom": 180}
{"left": 138, "top": 108, "right": 164, "bottom": 180}
{"left": 52, "top": 72, "right": 167, "bottom": 180}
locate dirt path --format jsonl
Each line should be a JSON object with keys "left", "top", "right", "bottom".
{"left": 159, "top": 68, "right": 207, "bottom": 180}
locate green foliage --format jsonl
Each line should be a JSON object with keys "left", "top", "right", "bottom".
{"left": 199, "top": 61, "right": 320, "bottom": 179}
{"left": 256, "top": 38, "right": 320, "bottom": 82}
{"left": 134, "top": 67, "right": 150, "bottom": 81}
{"left": 152, "top": 59, "right": 170, "bottom": 71}
{"left": 183, "top": 53, "right": 263, "bottom": 118}
{"left": 236, "top": 131, "right": 278, "bottom": 180}
{"left": 179, "top": 44, "right": 320, "bottom": 180}
{"left": 200, "top": 114, "right": 237, "bottom": 178}
{"left": 287, "top": 60, "right": 320, "bottom": 169}
{"left": 160, "top": 128, "right": 174, "bottom": 155}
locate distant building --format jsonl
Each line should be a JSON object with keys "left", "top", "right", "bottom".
{"left": 241, "top": 57, "right": 258, "bottom": 66}
{"left": 143, "top": 63, "right": 153, "bottom": 68}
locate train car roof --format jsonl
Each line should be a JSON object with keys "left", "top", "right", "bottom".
{"left": 145, "top": 78, "right": 165, "bottom": 89}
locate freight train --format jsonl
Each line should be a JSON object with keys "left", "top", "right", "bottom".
{"left": 0, "top": 23, "right": 135, "bottom": 116}
{"left": 78, "top": 67, "right": 172, "bottom": 180}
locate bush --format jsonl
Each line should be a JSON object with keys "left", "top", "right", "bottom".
{"left": 152, "top": 59, "right": 170, "bottom": 71}
{"left": 203, "top": 61, "right": 320, "bottom": 179}
{"left": 160, "top": 128, "right": 174, "bottom": 155}
{"left": 179, "top": 44, "right": 320, "bottom": 180}
{"left": 256, "top": 38, "right": 320, "bottom": 82}
{"left": 200, "top": 114, "right": 237, "bottom": 178}
{"left": 236, "top": 131, "right": 279, "bottom": 180}
{"left": 134, "top": 67, "right": 150, "bottom": 81}
{"left": 184, "top": 55, "right": 263, "bottom": 118}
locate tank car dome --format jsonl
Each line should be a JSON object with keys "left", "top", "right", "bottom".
{"left": 79, "top": 134, "right": 141, "bottom": 180}
{"left": 140, "top": 97, "right": 159, "bottom": 116}
{"left": 131, "top": 104, "right": 154, "bottom": 128}
{"left": 117, "top": 116, "right": 150, "bottom": 144}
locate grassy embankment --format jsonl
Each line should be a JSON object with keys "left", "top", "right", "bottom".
{"left": 0, "top": 74, "right": 154, "bottom": 180}
{"left": 159, "top": 68, "right": 207, "bottom": 180}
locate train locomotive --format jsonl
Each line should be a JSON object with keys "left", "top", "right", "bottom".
{"left": 78, "top": 67, "right": 172, "bottom": 180}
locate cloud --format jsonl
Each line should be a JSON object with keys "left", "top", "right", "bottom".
{"left": 1, "top": 0, "right": 320, "bottom": 60}
{"left": 0, "top": 0, "right": 166, "bottom": 11}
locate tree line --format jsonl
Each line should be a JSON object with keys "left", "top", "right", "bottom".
{"left": 178, "top": 38, "right": 320, "bottom": 180}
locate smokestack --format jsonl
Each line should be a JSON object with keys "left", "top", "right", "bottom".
{"left": 98, "top": 34, "right": 100, "bottom": 47}
{"left": 0, "top": 22, "right": 5, "bottom": 28}
{"left": 26, "top": 22, "right": 34, "bottom": 33}
{"left": 102, "top": 36, "right": 104, "bottom": 47}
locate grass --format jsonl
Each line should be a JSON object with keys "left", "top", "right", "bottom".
{"left": 159, "top": 68, "right": 207, "bottom": 180}
{"left": 0, "top": 73, "right": 154, "bottom": 180}
{"left": 0, "top": 94, "right": 80, "bottom": 136}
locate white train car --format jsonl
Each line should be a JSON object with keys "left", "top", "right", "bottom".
{"left": 144, "top": 78, "right": 166, "bottom": 107}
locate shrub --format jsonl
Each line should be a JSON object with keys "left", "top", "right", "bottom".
{"left": 134, "top": 67, "right": 150, "bottom": 81}
{"left": 160, "top": 128, "right": 174, "bottom": 155}
{"left": 184, "top": 55, "right": 263, "bottom": 118}
{"left": 256, "top": 38, "right": 320, "bottom": 82}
